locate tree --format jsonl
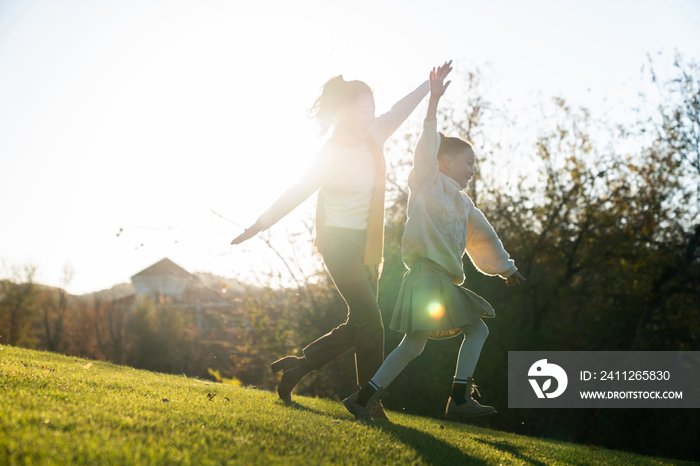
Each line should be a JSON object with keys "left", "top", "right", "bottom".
{"left": 39, "top": 265, "right": 74, "bottom": 352}
{"left": 0, "top": 264, "right": 39, "bottom": 347}
{"left": 93, "top": 295, "right": 130, "bottom": 364}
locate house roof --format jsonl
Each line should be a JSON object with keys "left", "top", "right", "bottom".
{"left": 131, "top": 258, "right": 193, "bottom": 280}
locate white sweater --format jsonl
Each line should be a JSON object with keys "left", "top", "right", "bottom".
{"left": 258, "top": 81, "right": 429, "bottom": 230}
{"left": 401, "top": 119, "right": 517, "bottom": 285}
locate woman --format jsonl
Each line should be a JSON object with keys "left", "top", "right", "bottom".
{"left": 232, "top": 63, "right": 449, "bottom": 417}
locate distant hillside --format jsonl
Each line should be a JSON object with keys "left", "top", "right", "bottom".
{"left": 1, "top": 271, "right": 256, "bottom": 304}
{"left": 75, "top": 282, "right": 135, "bottom": 302}
{"left": 69, "top": 273, "right": 248, "bottom": 303}
{"left": 194, "top": 272, "right": 246, "bottom": 294}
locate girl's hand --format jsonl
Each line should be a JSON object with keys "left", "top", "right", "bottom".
{"left": 505, "top": 271, "right": 527, "bottom": 287}
{"left": 429, "top": 60, "right": 453, "bottom": 99}
{"left": 231, "top": 221, "right": 263, "bottom": 245}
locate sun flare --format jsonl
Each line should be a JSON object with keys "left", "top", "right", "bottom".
{"left": 428, "top": 302, "right": 445, "bottom": 320}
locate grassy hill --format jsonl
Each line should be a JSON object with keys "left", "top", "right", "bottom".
{"left": 0, "top": 345, "right": 695, "bottom": 465}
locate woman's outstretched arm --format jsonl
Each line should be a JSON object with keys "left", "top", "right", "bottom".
{"left": 231, "top": 169, "right": 323, "bottom": 245}
{"left": 371, "top": 60, "right": 452, "bottom": 146}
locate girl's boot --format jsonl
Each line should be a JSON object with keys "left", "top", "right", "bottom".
{"left": 445, "top": 377, "right": 497, "bottom": 419}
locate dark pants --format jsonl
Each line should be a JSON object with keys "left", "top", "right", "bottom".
{"left": 302, "top": 226, "right": 385, "bottom": 387}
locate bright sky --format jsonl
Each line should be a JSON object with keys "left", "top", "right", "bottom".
{"left": 1, "top": 0, "right": 699, "bottom": 294}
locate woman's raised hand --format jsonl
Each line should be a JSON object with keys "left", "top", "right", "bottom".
{"left": 430, "top": 60, "right": 453, "bottom": 99}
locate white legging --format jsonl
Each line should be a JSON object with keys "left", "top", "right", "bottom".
{"left": 371, "top": 320, "right": 489, "bottom": 389}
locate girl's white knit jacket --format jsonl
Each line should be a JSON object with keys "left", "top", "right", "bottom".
{"left": 402, "top": 119, "right": 517, "bottom": 285}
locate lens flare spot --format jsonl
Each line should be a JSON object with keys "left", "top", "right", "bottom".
{"left": 428, "top": 302, "right": 444, "bottom": 320}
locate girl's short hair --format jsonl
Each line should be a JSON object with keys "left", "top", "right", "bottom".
{"left": 307, "top": 75, "right": 373, "bottom": 136}
{"left": 437, "top": 132, "right": 473, "bottom": 159}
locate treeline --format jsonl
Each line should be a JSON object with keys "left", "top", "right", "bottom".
{"left": 0, "top": 271, "right": 251, "bottom": 380}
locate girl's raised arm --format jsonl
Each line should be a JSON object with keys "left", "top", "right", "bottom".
{"left": 425, "top": 61, "right": 452, "bottom": 123}
{"left": 412, "top": 61, "right": 453, "bottom": 186}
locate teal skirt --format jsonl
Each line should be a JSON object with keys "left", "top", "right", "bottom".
{"left": 390, "top": 258, "right": 495, "bottom": 340}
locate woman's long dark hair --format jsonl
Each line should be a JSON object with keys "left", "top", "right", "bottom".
{"left": 307, "top": 75, "right": 372, "bottom": 136}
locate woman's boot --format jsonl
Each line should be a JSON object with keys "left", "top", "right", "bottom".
{"left": 272, "top": 356, "right": 312, "bottom": 402}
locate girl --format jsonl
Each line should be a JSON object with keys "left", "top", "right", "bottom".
{"left": 232, "top": 63, "right": 450, "bottom": 417}
{"left": 343, "top": 64, "right": 526, "bottom": 421}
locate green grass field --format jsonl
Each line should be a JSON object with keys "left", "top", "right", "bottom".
{"left": 0, "top": 345, "right": 695, "bottom": 465}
